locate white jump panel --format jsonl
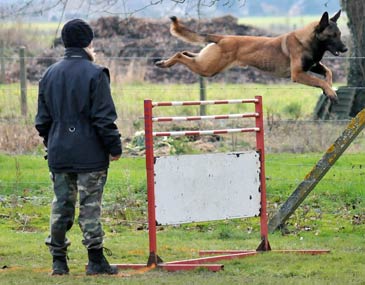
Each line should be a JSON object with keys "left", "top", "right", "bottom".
{"left": 154, "top": 152, "right": 261, "bottom": 225}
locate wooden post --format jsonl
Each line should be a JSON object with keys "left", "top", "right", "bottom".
{"left": 268, "top": 108, "right": 365, "bottom": 232}
{"left": 19, "top": 46, "right": 27, "bottom": 116}
{"left": 199, "top": 76, "right": 206, "bottom": 115}
{"left": 0, "top": 40, "right": 5, "bottom": 84}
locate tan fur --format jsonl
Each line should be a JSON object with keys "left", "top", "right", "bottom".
{"left": 156, "top": 14, "right": 347, "bottom": 101}
{"left": 170, "top": 17, "right": 206, "bottom": 44}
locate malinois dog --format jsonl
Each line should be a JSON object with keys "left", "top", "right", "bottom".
{"left": 155, "top": 11, "right": 347, "bottom": 101}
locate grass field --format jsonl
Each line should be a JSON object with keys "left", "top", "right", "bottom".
{"left": 0, "top": 21, "right": 60, "bottom": 30}
{"left": 0, "top": 153, "right": 364, "bottom": 284}
{"left": 1, "top": 14, "right": 349, "bottom": 33}
{"left": 0, "top": 21, "right": 61, "bottom": 52}
{"left": 240, "top": 15, "right": 349, "bottom": 34}
{"left": 0, "top": 82, "right": 323, "bottom": 136}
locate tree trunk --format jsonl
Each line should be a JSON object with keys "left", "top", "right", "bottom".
{"left": 341, "top": 0, "right": 365, "bottom": 116}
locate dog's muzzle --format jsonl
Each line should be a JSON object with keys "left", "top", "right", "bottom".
{"left": 330, "top": 45, "right": 348, "bottom": 56}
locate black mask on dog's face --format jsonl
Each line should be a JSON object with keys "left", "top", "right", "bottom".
{"left": 316, "top": 10, "right": 348, "bottom": 56}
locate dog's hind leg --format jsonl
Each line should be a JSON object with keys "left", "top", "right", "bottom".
{"left": 155, "top": 51, "right": 202, "bottom": 67}
{"left": 155, "top": 44, "right": 230, "bottom": 77}
{"left": 182, "top": 51, "right": 199, "bottom": 57}
{"left": 155, "top": 51, "right": 190, "bottom": 68}
{"left": 155, "top": 52, "right": 221, "bottom": 77}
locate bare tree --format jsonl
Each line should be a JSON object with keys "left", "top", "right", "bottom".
{"left": 0, "top": 0, "right": 245, "bottom": 19}
{"left": 341, "top": 0, "right": 365, "bottom": 116}
{"left": 0, "top": 0, "right": 64, "bottom": 19}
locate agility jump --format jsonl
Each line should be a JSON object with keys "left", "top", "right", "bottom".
{"left": 114, "top": 96, "right": 328, "bottom": 273}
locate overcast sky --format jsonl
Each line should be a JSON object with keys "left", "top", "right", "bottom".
{"left": 0, "top": 0, "right": 342, "bottom": 20}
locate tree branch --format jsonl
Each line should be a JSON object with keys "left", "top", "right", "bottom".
{"left": 0, "top": 0, "right": 247, "bottom": 19}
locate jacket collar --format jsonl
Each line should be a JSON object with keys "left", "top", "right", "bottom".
{"left": 64, "top": 47, "right": 91, "bottom": 60}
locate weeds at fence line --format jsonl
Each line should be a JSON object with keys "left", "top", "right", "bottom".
{"left": 3, "top": 79, "right": 365, "bottom": 155}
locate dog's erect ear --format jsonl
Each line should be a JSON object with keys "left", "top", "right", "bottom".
{"left": 330, "top": 10, "right": 341, "bottom": 23}
{"left": 318, "top": 12, "right": 329, "bottom": 32}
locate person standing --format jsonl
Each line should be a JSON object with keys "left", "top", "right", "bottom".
{"left": 35, "top": 19, "right": 122, "bottom": 275}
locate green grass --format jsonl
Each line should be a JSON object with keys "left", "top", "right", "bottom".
{"left": 0, "top": 16, "right": 359, "bottom": 282}
{"left": 0, "top": 82, "right": 324, "bottom": 137}
{"left": 0, "top": 153, "right": 365, "bottom": 283}
{"left": 113, "top": 82, "right": 321, "bottom": 117}
{"left": 1, "top": 82, "right": 322, "bottom": 117}
{"left": 2, "top": 153, "right": 364, "bottom": 208}
{"left": 0, "top": 227, "right": 364, "bottom": 284}
{"left": 0, "top": 154, "right": 146, "bottom": 196}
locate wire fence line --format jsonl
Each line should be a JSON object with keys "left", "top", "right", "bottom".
{"left": 3, "top": 56, "right": 365, "bottom": 60}
{"left": 0, "top": 46, "right": 358, "bottom": 86}
{"left": 1, "top": 86, "right": 365, "bottom": 156}
{"left": 0, "top": 43, "right": 364, "bottom": 232}
{"left": 0, "top": 46, "right": 359, "bottom": 85}
{"left": 0, "top": 57, "right": 363, "bottom": 235}
{"left": 1, "top": 48, "right": 365, "bottom": 155}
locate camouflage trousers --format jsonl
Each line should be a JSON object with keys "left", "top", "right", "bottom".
{"left": 45, "top": 170, "right": 107, "bottom": 257}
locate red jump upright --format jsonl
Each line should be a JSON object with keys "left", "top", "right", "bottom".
{"left": 115, "top": 96, "right": 328, "bottom": 273}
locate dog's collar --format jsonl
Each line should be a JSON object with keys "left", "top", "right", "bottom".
{"left": 281, "top": 34, "right": 289, "bottom": 57}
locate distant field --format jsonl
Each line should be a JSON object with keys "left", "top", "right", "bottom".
{"left": 239, "top": 15, "right": 349, "bottom": 34}
{"left": 0, "top": 14, "right": 350, "bottom": 43}
{"left": 0, "top": 21, "right": 61, "bottom": 49}
{"left": 0, "top": 82, "right": 322, "bottom": 119}
{"left": 0, "top": 82, "right": 323, "bottom": 137}
{"left": 239, "top": 15, "right": 319, "bottom": 26}
{"left": 0, "top": 21, "right": 60, "bottom": 30}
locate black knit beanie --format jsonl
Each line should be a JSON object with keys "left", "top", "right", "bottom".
{"left": 61, "top": 19, "right": 94, "bottom": 48}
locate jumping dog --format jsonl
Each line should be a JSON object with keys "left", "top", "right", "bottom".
{"left": 155, "top": 11, "right": 347, "bottom": 101}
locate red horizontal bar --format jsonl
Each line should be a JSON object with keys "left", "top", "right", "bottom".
{"left": 199, "top": 249, "right": 330, "bottom": 256}
{"left": 167, "top": 252, "right": 258, "bottom": 264}
{"left": 199, "top": 250, "right": 256, "bottom": 255}
{"left": 153, "top": 113, "right": 259, "bottom": 122}
{"left": 154, "top": 127, "right": 259, "bottom": 137}
{"left": 113, "top": 263, "right": 223, "bottom": 272}
{"left": 160, "top": 263, "right": 223, "bottom": 272}
{"left": 271, "top": 249, "right": 330, "bottom": 255}
{"left": 114, "top": 264, "right": 148, "bottom": 270}
{"left": 111, "top": 249, "right": 328, "bottom": 273}
{"left": 153, "top": 99, "right": 259, "bottom": 107}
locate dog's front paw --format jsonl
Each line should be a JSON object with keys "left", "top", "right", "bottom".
{"left": 154, "top": 59, "right": 165, "bottom": 68}
{"left": 329, "top": 95, "right": 338, "bottom": 104}
{"left": 324, "top": 88, "right": 338, "bottom": 103}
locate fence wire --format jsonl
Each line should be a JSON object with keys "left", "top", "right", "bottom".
{"left": 1, "top": 52, "right": 365, "bottom": 231}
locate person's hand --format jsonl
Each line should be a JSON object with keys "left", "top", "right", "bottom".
{"left": 110, "top": 154, "right": 121, "bottom": 161}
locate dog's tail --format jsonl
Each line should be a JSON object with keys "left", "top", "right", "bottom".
{"left": 169, "top": 16, "right": 223, "bottom": 44}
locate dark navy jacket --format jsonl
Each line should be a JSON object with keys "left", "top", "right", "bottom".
{"left": 35, "top": 48, "right": 122, "bottom": 173}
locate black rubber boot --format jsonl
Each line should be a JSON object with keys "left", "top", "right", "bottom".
{"left": 86, "top": 248, "right": 118, "bottom": 275}
{"left": 52, "top": 256, "right": 69, "bottom": 275}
